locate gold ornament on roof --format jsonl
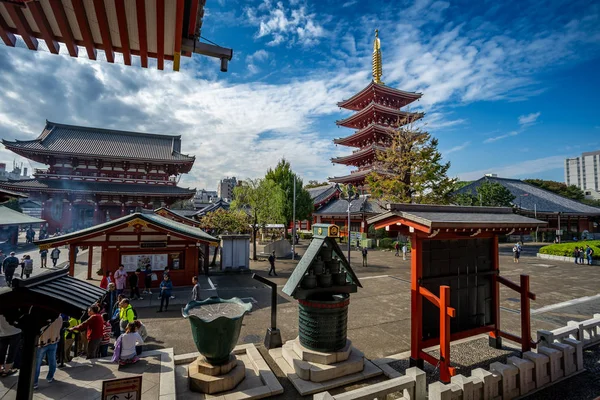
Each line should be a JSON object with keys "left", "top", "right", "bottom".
{"left": 372, "top": 29, "right": 384, "bottom": 85}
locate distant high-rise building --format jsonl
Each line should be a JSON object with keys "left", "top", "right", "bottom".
{"left": 217, "top": 177, "right": 237, "bottom": 201}
{"left": 565, "top": 150, "right": 600, "bottom": 199}
{"left": 193, "top": 189, "right": 218, "bottom": 209}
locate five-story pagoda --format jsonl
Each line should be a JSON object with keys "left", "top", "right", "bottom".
{"left": 330, "top": 30, "right": 424, "bottom": 187}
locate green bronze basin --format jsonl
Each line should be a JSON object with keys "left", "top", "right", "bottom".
{"left": 182, "top": 296, "right": 252, "bottom": 365}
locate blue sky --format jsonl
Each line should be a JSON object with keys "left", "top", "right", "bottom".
{"left": 1, "top": 0, "right": 599, "bottom": 189}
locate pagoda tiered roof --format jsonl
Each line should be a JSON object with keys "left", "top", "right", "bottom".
{"left": 1, "top": 121, "right": 195, "bottom": 167}
{"left": 333, "top": 124, "right": 393, "bottom": 148}
{"left": 337, "top": 81, "right": 422, "bottom": 111}
{"left": 328, "top": 168, "right": 374, "bottom": 185}
{"left": 330, "top": 144, "right": 385, "bottom": 166}
{"left": 0, "top": 179, "right": 195, "bottom": 198}
{"left": 336, "top": 103, "right": 424, "bottom": 130}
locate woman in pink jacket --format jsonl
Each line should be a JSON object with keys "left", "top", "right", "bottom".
{"left": 114, "top": 264, "right": 127, "bottom": 295}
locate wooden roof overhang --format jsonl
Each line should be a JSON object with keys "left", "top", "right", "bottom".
{"left": 328, "top": 168, "right": 373, "bottom": 184}
{"left": 331, "top": 144, "right": 384, "bottom": 166}
{"left": 368, "top": 205, "right": 547, "bottom": 237}
{"left": 35, "top": 211, "right": 219, "bottom": 249}
{"left": 337, "top": 81, "right": 422, "bottom": 111}
{"left": 333, "top": 123, "right": 392, "bottom": 148}
{"left": 154, "top": 206, "right": 201, "bottom": 227}
{"left": 0, "top": 187, "right": 26, "bottom": 203}
{"left": 0, "top": 0, "right": 232, "bottom": 72}
{"left": 336, "top": 102, "right": 424, "bottom": 130}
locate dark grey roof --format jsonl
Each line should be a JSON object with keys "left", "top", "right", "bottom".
{"left": 0, "top": 206, "right": 45, "bottom": 227}
{"left": 0, "top": 187, "right": 26, "bottom": 203}
{"left": 307, "top": 184, "right": 340, "bottom": 205}
{"left": 456, "top": 176, "right": 600, "bottom": 215}
{"left": 2, "top": 120, "right": 194, "bottom": 162}
{"left": 37, "top": 212, "right": 218, "bottom": 246}
{"left": 0, "top": 179, "right": 195, "bottom": 196}
{"left": 168, "top": 209, "right": 198, "bottom": 217}
{"left": 195, "top": 199, "right": 230, "bottom": 217}
{"left": 368, "top": 204, "right": 546, "bottom": 230}
{"left": 313, "top": 195, "right": 386, "bottom": 215}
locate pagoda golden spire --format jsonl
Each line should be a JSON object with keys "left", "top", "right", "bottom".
{"left": 372, "top": 29, "right": 383, "bottom": 85}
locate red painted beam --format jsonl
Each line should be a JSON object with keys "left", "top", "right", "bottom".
{"left": 49, "top": 0, "right": 78, "bottom": 57}
{"left": 156, "top": 0, "right": 165, "bottom": 70}
{"left": 187, "top": 0, "right": 199, "bottom": 37}
{"left": 4, "top": 3, "right": 38, "bottom": 50}
{"left": 173, "top": 0, "right": 184, "bottom": 71}
{"left": 0, "top": 11, "right": 16, "bottom": 47}
{"left": 71, "top": 0, "right": 96, "bottom": 60}
{"left": 135, "top": 0, "right": 148, "bottom": 68}
{"left": 92, "top": 0, "right": 114, "bottom": 62}
{"left": 29, "top": 0, "right": 59, "bottom": 54}
{"left": 114, "top": 0, "right": 131, "bottom": 65}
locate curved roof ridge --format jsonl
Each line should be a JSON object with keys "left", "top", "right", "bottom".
{"left": 45, "top": 120, "right": 183, "bottom": 140}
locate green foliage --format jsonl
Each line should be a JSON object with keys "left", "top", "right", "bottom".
{"left": 231, "top": 178, "right": 286, "bottom": 259}
{"left": 524, "top": 179, "right": 585, "bottom": 201}
{"left": 304, "top": 180, "right": 329, "bottom": 189}
{"left": 367, "top": 224, "right": 387, "bottom": 239}
{"left": 4, "top": 199, "right": 22, "bottom": 212}
{"left": 300, "top": 232, "right": 313, "bottom": 240}
{"left": 582, "top": 198, "right": 600, "bottom": 208}
{"left": 366, "top": 120, "right": 456, "bottom": 204}
{"left": 198, "top": 208, "right": 250, "bottom": 235}
{"left": 170, "top": 199, "right": 195, "bottom": 210}
{"left": 452, "top": 181, "right": 473, "bottom": 190}
{"left": 453, "top": 181, "right": 515, "bottom": 207}
{"left": 539, "top": 241, "right": 600, "bottom": 259}
{"left": 378, "top": 238, "right": 395, "bottom": 249}
{"left": 265, "top": 159, "right": 313, "bottom": 228}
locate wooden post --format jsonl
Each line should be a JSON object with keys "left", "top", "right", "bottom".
{"left": 409, "top": 233, "right": 423, "bottom": 369}
{"left": 203, "top": 243, "right": 210, "bottom": 276}
{"left": 489, "top": 234, "right": 502, "bottom": 348}
{"left": 68, "top": 245, "right": 75, "bottom": 277}
{"left": 520, "top": 274, "right": 532, "bottom": 352}
{"left": 439, "top": 285, "right": 452, "bottom": 383}
{"left": 87, "top": 246, "right": 93, "bottom": 280}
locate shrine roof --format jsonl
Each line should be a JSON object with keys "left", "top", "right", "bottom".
{"left": 154, "top": 207, "right": 201, "bottom": 227}
{"left": 333, "top": 124, "right": 392, "bottom": 147}
{"left": 2, "top": 121, "right": 195, "bottom": 163}
{"left": 336, "top": 103, "right": 424, "bottom": 129}
{"left": 313, "top": 195, "right": 386, "bottom": 216}
{"left": 331, "top": 144, "right": 384, "bottom": 165}
{"left": 36, "top": 211, "right": 219, "bottom": 246}
{"left": 337, "top": 82, "right": 422, "bottom": 110}
{"left": 328, "top": 168, "right": 373, "bottom": 184}
{"left": 0, "top": 206, "right": 45, "bottom": 227}
{"left": 194, "top": 198, "right": 231, "bottom": 217}
{"left": 0, "top": 179, "right": 195, "bottom": 197}
{"left": 307, "top": 184, "right": 340, "bottom": 206}
{"left": 368, "top": 204, "right": 547, "bottom": 232}
{"left": 0, "top": 187, "right": 26, "bottom": 204}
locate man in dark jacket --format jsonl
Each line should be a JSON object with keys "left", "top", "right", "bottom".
{"left": 129, "top": 269, "right": 143, "bottom": 300}
{"left": 2, "top": 252, "right": 20, "bottom": 287}
{"left": 268, "top": 251, "right": 277, "bottom": 276}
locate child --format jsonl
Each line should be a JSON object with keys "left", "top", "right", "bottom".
{"left": 113, "top": 323, "right": 143, "bottom": 366}
{"left": 100, "top": 313, "right": 112, "bottom": 357}
{"left": 157, "top": 274, "right": 173, "bottom": 312}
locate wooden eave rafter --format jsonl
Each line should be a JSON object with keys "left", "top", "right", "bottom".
{"left": 173, "top": 0, "right": 184, "bottom": 71}
{"left": 29, "top": 1, "right": 59, "bottom": 54}
{"left": 156, "top": 0, "right": 165, "bottom": 70}
{"left": 114, "top": 0, "right": 131, "bottom": 65}
{"left": 48, "top": 0, "right": 78, "bottom": 57}
{"left": 333, "top": 124, "right": 392, "bottom": 147}
{"left": 4, "top": 2, "right": 37, "bottom": 50}
{"left": 337, "top": 82, "right": 422, "bottom": 111}
{"left": 331, "top": 144, "right": 383, "bottom": 165}
{"left": 336, "top": 102, "right": 423, "bottom": 129}
{"left": 71, "top": 0, "right": 97, "bottom": 60}
{"left": 0, "top": 10, "right": 16, "bottom": 47}
{"left": 135, "top": 0, "right": 148, "bottom": 67}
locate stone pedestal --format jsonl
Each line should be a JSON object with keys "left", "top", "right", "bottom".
{"left": 188, "top": 354, "right": 245, "bottom": 394}
{"left": 270, "top": 337, "right": 381, "bottom": 396}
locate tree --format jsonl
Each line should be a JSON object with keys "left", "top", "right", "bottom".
{"left": 198, "top": 209, "right": 250, "bottom": 235}
{"left": 305, "top": 180, "right": 329, "bottom": 189}
{"left": 170, "top": 199, "right": 195, "bottom": 209}
{"left": 524, "top": 179, "right": 585, "bottom": 201}
{"left": 366, "top": 119, "right": 456, "bottom": 204}
{"left": 265, "top": 159, "right": 313, "bottom": 233}
{"left": 453, "top": 181, "right": 515, "bottom": 207}
{"left": 4, "top": 199, "right": 22, "bottom": 213}
{"left": 231, "top": 178, "right": 285, "bottom": 260}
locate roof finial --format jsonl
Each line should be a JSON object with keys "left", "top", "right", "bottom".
{"left": 372, "top": 29, "right": 383, "bottom": 85}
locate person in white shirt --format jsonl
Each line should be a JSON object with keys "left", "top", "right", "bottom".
{"left": 117, "top": 322, "right": 144, "bottom": 365}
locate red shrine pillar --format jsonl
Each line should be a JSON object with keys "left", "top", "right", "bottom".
{"left": 63, "top": 201, "right": 73, "bottom": 231}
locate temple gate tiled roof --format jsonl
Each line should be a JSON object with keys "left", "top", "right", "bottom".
{"left": 456, "top": 176, "right": 600, "bottom": 215}
{"left": 313, "top": 195, "right": 386, "bottom": 216}
{"left": 0, "top": 179, "right": 195, "bottom": 196}
{"left": 307, "top": 184, "right": 340, "bottom": 207}
{"left": 2, "top": 120, "right": 195, "bottom": 163}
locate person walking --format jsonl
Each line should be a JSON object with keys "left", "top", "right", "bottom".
{"left": 114, "top": 264, "right": 127, "bottom": 295}
{"left": 143, "top": 264, "right": 153, "bottom": 295}
{"left": 574, "top": 247, "right": 580, "bottom": 264}
{"left": 157, "top": 274, "right": 173, "bottom": 312}
{"left": 586, "top": 245, "right": 594, "bottom": 265}
{"left": 39, "top": 248, "right": 48, "bottom": 268}
{"left": 402, "top": 243, "right": 408, "bottom": 261}
{"left": 0, "top": 315, "right": 21, "bottom": 377}
{"left": 394, "top": 242, "right": 400, "bottom": 257}
{"left": 50, "top": 247, "right": 60, "bottom": 267}
{"left": 362, "top": 247, "right": 368, "bottom": 267}
{"left": 129, "top": 269, "right": 143, "bottom": 300}
{"left": 34, "top": 315, "right": 63, "bottom": 389}
{"left": 191, "top": 276, "right": 202, "bottom": 301}
{"left": 20, "top": 255, "right": 34, "bottom": 279}
{"left": 268, "top": 251, "right": 277, "bottom": 276}
{"left": 513, "top": 244, "right": 520, "bottom": 263}
{"left": 113, "top": 322, "right": 143, "bottom": 366}
{"left": 2, "top": 252, "right": 19, "bottom": 288}
{"left": 69, "top": 305, "right": 104, "bottom": 359}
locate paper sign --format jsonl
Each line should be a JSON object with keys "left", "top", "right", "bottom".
{"left": 102, "top": 376, "right": 142, "bottom": 400}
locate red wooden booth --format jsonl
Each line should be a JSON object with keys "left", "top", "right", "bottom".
{"left": 368, "top": 204, "right": 546, "bottom": 383}
{"left": 36, "top": 211, "right": 218, "bottom": 287}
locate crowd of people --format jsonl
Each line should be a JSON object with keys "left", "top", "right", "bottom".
{"left": 574, "top": 245, "right": 594, "bottom": 265}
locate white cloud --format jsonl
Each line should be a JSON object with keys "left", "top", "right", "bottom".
{"left": 518, "top": 112, "right": 541, "bottom": 126}
{"left": 484, "top": 130, "right": 519, "bottom": 143}
{"left": 245, "top": 50, "right": 271, "bottom": 75}
{"left": 342, "top": 1, "right": 357, "bottom": 7}
{"left": 457, "top": 155, "right": 566, "bottom": 181}
{"left": 246, "top": 0, "right": 325, "bottom": 47}
{"left": 443, "top": 141, "right": 471, "bottom": 155}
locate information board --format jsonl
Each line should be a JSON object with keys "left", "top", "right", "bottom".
{"left": 101, "top": 376, "right": 142, "bottom": 400}
{"left": 121, "top": 254, "right": 168, "bottom": 272}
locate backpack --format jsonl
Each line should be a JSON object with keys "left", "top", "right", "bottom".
{"left": 131, "top": 307, "right": 138, "bottom": 320}
{"left": 23, "top": 259, "right": 33, "bottom": 274}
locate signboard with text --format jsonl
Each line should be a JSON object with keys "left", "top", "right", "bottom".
{"left": 121, "top": 254, "right": 168, "bottom": 272}
{"left": 101, "top": 376, "right": 142, "bottom": 400}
